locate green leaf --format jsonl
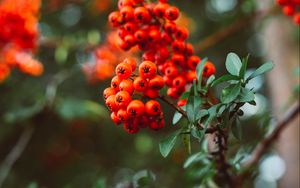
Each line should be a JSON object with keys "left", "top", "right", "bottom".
{"left": 239, "top": 54, "right": 249, "bottom": 79}
{"left": 195, "top": 109, "right": 209, "bottom": 121}
{"left": 211, "top": 74, "right": 240, "bottom": 87}
{"left": 196, "top": 57, "right": 208, "bottom": 90}
{"left": 221, "top": 84, "right": 241, "bottom": 104}
{"left": 231, "top": 120, "right": 242, "bottom": 140}
{"left": 184, "top": 152, "right": 206, "bottom": 168}
{"left": 180, "top": 91, "right": 190, "bottom": 99}
{"left": 238, "top": 88, "right": 255, "bottom": 102}
{"left": 247, "top": 61, "right": 274, "bottom": 81}
{"left": 172, "top": 111, "right": 183, "bottom": 125}
{"left": 159, "top": 130, "right": 181, "bottom": 157}
{"left": 226, "top": 52, "right": 242, "bottom": 76}
{"left": 206, "top": 75, "right": 215, "bottom": 86}
{"left": 186, "top": 95, "right": 202, "bottom": 123}
{"left": 191, "top": 127, "right": 204, "bottom": 140}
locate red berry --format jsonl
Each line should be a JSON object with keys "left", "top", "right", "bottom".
{"left": 117, "top": 108, "right": 129, "bottom": 122}
{"left": 103, "top": 87, "right": 116, "bottom": 100}
{"left": 145, "top": 100, "right": 161, "bottom": 116}
{"left": 111, "top": 76, "right": 122, "bottom": 91}
{"left": 106, "top": 95, "right": 119, "bottom": 112}
{"left": 116, "top": 62, "right": 132, "bottom": 79}
{"left": 115, "top": 91, "right": 132, "bottom": 108}
{"left": 165, "top": 6, "right": 179, "bottom": 21}
{"left": 139, "top": 61, "right": 157, "bottom": 79}
{"left": 133, "top": 77, "right": 148, "bottom": 92}
{"left": 127, "top": 100, "right": 145, "bottom": 117}
{"left": 149, "top": 75, "right": 165, "bottom": 90}
{"left": 119, "top": 79, "right": 134, "bottom": 94}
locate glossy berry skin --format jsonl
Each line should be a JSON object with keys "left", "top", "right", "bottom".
{"left": 111, "top": 76, "right": 122, "bottom": 91}
{"left": 177, "top": 99, "right": 187, "bottom": 107}
{"left": 120, "top": 6, "right": 135, "bottom": 21}
{"left": 116, "top": 62, "right": 132, "bottom": 79}
{"left": 203, "top": 61, "right": 216, "bottom": 77}
{"left": 119, "top": 79, "right": 134, "bottom": 94}
{"left": 144, "top": 88, "right": 159, "bottom": 98}
{"left": 111, "top": 112, "right": 122, "bottom": 125}
{"left": 172, "top": 76, "right": 186, "bottom": 89}
{"left": 103, "top": 87, "right": 116, "bottom": 100}
{"left": 134, "top": 7, "right": 151, "bottom": 23}
{"left": 148, "top": 75, "right": 164, "bottom": 90}
{"left": 123, "top": 122, "right": 139, "bottom": 134}
{"left": 139, "top": 61, "right": 157, "bottom": 79}
{"left": 127, "top": 100, "right": 145, "bottom": 117}
{"left": 123, "top": 58, "right": 137, "bottom": 71}
{"left": 106, "top": 95, "right": 118, "bottom": 112}
{"left": 117, "top": 108, "right": 129, "bottom": 122}
{"left": 109, "top": 11, "right": 123, "bottom": 27}
{"left": 165, "top": 6, "right": 179, "bottom": 21}
{"left": 133, "top": 77, "right": 148, "bottom": 92}
{"left": 145, "top": 100, "right": 161, "bottom": 115}
{"left": 115, "top": 91, "right": 132, "bottom": 108}
{"left": 187, "top": 56, "right": 200, "bottom": 70}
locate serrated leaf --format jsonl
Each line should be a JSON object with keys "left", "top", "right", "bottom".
{"left": 211, "top": 74, "right": 240, "bottom": 87}
{"left": 184, "top": 152, "right": 205, "bottom": 168}
{"left": 196, "top": 57, "right": 208, "bottom": 90}
{"left": 221, "top": 84, "right": 241, "bottom": 104}
{"left": 172, "top": 111, "right": 183, "bottom": 125}
{"left": 159, "top": 130, "right": 181, "bottom": 157}
{"left": 247, "top": 61, "right": 274, "bottom": 81}
{"left": 226, "top": 52, "right": 242, "bottom": 76}
{"left": 238, "top": 88, "right": 255, "bottom": 102}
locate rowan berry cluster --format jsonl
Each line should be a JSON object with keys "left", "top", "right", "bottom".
{"left": 108, "top": 0, "right": 216, "bottom": 99}
{"left": 0, "top": 0, "right": 43, "bottom": 83}
{"left": 103, "top": 58, "right": 165, "bottom": 134}
{"left": 276, "top": 0, "right": 300, "bottom": 25}
{"left": 104, "top": 0, "right": 216, "bottom": 133}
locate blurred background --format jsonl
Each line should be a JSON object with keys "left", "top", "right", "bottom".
{"left": 0, "top": 0, "right": 299, "bottom": 187}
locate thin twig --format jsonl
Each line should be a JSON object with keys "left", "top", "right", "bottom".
{"left": 0, "top": 126, "right": 35, "bottom": 188}
{"left": 241, "top": 102, "right": 300, "bottom": 169}
{"left": 159, "top": 95, "right": 187, "bottom": 117}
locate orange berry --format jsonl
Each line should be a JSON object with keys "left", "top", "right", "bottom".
{"left": 133, "top": 76, "right": 148, "bottom": 91}
{"left": 116, "top": 62, "right": 132, "bottom": 80}
{"left": 111, "top": 76, "right": 122, "bottom": 91}
{"left": 149, "top": 75, "right": 164, "bottom": 90}
{"left": 145, "top": 100, "right": 161, "bottom": 116}
{"left": 106, "top": 95, "right": 119, "bottom": 112}
{"left": 203, "top": 61, "right": 216, "bottom": 77}
{"left": 111, "top": 112, "right": 122, "bottom": 125}
{"left": 119, "top": 79, "right": 134, "bottom": 94}
{"left": 144, "top": 89, "right": 159, "bottom": 98}
{"left": 127, "top": 100, "right": 145, "bottom": 117}
{"left": 103, "top": 87, "right": 116, "bottom": 100}
{"left": 123, "top": 57, "right": 137, "bottom": 71}
{"left": 139, "top": 61, "right": 157, "bottom": 79}
{"left": 117, "top": 108, "right": 129, "bottom": 122}
{"left": 115, "top": 91, "right": 132, "bottom": 108}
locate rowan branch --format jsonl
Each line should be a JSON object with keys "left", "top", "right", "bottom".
{"left": 240, "top": 101, "right": 300, "bottom": 171}
{"left": 0, "top": 125, "right": 34, "bottom": 188}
